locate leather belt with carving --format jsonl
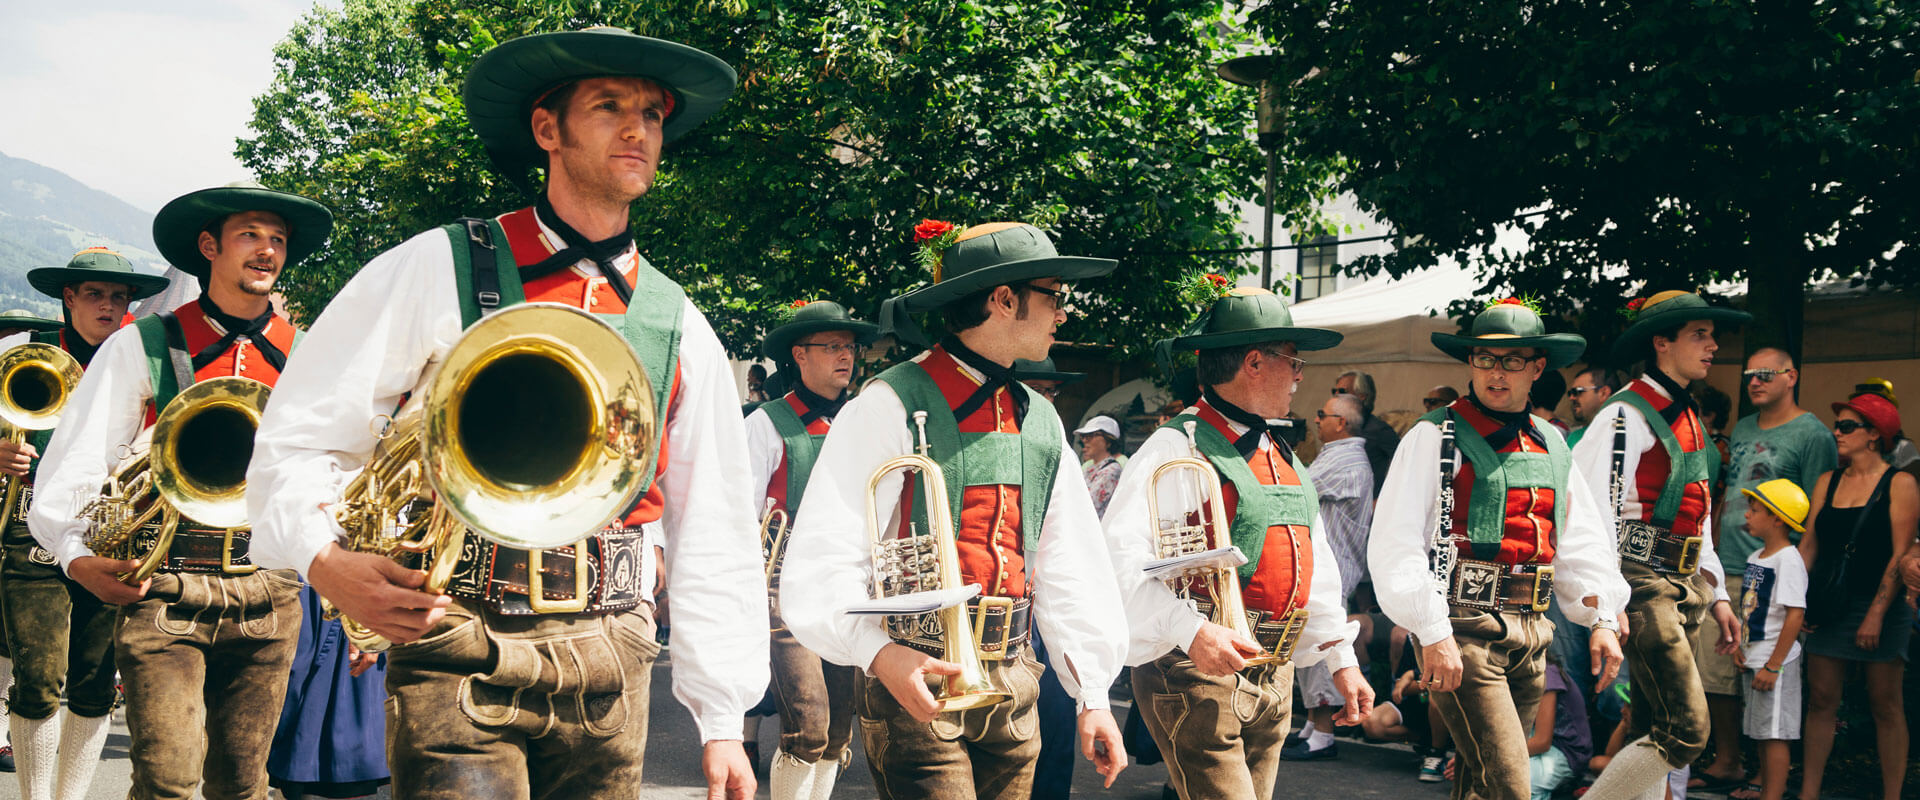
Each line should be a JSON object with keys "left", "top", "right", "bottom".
{"left": 1193, "top": 600, "right": 1310, "bottom": 664}
{"left": 162, "top": 528, "right": 258, "bottom": 575}
{"left": 10, "top": 484, "right": 30, "bottom": 522}
{"left": 1617, "top": 519, "right": 1703, "bottom": 576}
{"left": 1448, "top": 557, "right": 1554, "bottom": 613}
{"left": 894, "top": 596, "right": 1032, "bottom": 661}
{"left": 441, "top": 527, "right": 647, "bottom": 616}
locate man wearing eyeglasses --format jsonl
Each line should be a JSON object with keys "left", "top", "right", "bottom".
{"left": 1422, "top": 385, "right": 1460, "bottom": 413}
{"left": 1567, "top": 368, "right": 1623, "bottom": 438}
{"left": 1333, "top": 371, "right": 1396, "bottom": 494}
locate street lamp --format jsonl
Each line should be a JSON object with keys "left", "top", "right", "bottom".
{"left": 1218, "top": 53, "right": 1286, "bottom": 292}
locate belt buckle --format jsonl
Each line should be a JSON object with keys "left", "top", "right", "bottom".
{"left": 1676, "top": 536, "right": 1703, "bottom": 575}
{"left": 221, "top": 528, "right": 257, "bottom": 575}
{"left": 527, "top": 545, "right": 590, "bottom": 614}
{"left": 1450, "top": 560, "right": 1503, "bottom": 611}
{"left": 13, "top": 484, "right": 31, "bottom": 522}
{"left": 1619, "top": 520, "right": 1659, "bottom": 564}
{"left": 971, "top": 595, "right": 1015, "bottom": 661}
{"left": 1271, "top": 608, "right": 1308, "bottom": 663}
{"left": 1530, "top": 565, "right": 1554, "bottom": 612}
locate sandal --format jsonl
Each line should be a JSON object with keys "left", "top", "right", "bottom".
{"left": 1726, "top": 783, "right": 1763, "bottom": 800}
{"left": 1691, "top": 774, "right": 1749, "bottom": 794}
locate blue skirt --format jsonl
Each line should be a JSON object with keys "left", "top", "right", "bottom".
{"left": 267, "top": 586, "right": 391, "bottom": 795}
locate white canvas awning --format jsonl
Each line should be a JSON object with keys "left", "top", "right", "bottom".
{"left": 1288, "top": 265, "right": 1480, "bottom": 364}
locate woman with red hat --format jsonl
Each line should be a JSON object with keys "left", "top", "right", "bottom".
{"left": 1797, "top": 391, "right": 1916, "bottom": 800}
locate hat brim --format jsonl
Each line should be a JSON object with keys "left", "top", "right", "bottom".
{"left": 892, "top": 256, "right": 1118, "bottom": 313}
{"left": 1016, "top": 370, "right": 1086, "bottom": 385}
{"left": 0, "top": 315, "right": 63, "bottom": 333}
{"left": 1432, "top": 332, "right": 1587, "bottom": 371}
{"left": 1739, "top": 487, "right": 1806, "bottom": 533}
{"left": 465, "top": 30, "right": 737, "bottom": 170}
{"left": 1174, "top": 326, "right": 1344, "bottom": 353}
{"left": 25, "top": 267, "right": 170, "bottom": 301}
{"left": 760, "top": 319, "right": 881, "bottom": 361}
{"left": 1610, "top": 307, "right": 1752, "bottom": 363}
{"left": 154, "top": 187, "right": 333, "bottom": 280}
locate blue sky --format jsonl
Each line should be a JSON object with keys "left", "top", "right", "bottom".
{"left": 0, "top": 0, "right": 332, "bottom": 212}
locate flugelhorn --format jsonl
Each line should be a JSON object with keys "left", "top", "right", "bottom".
{"left": 329, "top": 302, "right": 655, "bottom": 651}
{"left": 762, "top": 502, "right": 791, "bottom": 633}
{"left": 1149, "top": 420, "right": 1282, "bottom": 668}
{"left": 0, "top": 343, "right": 82, "bottom": 525}
{"left": 867, "top": 411, "right": 1010, "bottom": 712}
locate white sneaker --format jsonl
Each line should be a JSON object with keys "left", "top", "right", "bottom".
{"left": 1418, "top": 755, "right": 1445, "bottom": 782}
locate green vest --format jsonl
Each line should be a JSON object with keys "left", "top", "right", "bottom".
{"left": 1600, "top": 388, "right": 1714, "bottom": 527}
{"left": 873, "top": 361, "right": 1061, "bottom": 551}
{"left": 1421, "top": 407, "right": 1571, "bottom": 561}
{"left": 760, "top": 395, "right": 826, "bottom": 513}
{"left": 133, "top": 312, "right": 306, "bottom": 414}
{"left": 443, "top": 218, "right": 684, "bottom": 499}
{"left": 1162, "top": 413, "right": 1317, "bottom": 580}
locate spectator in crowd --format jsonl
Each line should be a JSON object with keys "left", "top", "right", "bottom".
{"left": 1334, "top": 370, "right": 1397, "bottom": 492}
{"left": 1695, "top": 383, "right": 1732, "bottom": 465}
{"left": 1529, "top": 368, "right": 1570, "bottom": 433}
{"left": 1798, "top": 393, "right": 1916, "bottom": 800}
{"left": 1852, "top": 378, "right": 1920, "bottom": 477}
{"left": 1422, "top": 385, "right": 1460, "bottom": 412}
{"left": 1285, "top": 393, "right": 1377, "bottom": 762}
{"left": 1528, "top": 652, "right": 1591, "bottom": 800}
{"left": 1565, "top": 367, "right": 1622, "bottom": 441}
{"left": 745, "top": 363, "right": 770, "bottom": 404}
{"left": 1073, "top": 415, "right": 1125, "bottom": 516}
{"left": 1358, "top": 625, "right": 1452, "bottom": 782}
{"left": 1730, "top": 479, "right": 1810, "bottom": 800}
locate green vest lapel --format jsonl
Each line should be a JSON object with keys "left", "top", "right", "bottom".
{"left": 1422, "top": 407, "right": 1571, "bottom": 560}
{"left": 1603, "top": 390, "right": 1712, "bottom": 526}
{"left": 761, "top": 396, "right": 826, "bottom": 512}
{"left": 1162, "top": 413, "right": 1318, "bottom": 580}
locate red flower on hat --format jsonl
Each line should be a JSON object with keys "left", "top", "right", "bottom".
{"left": 1498, "top": 297, "right": 1523, "bottom": 306}
{"left": 913, "top": 219, "right": 955, "bottom": 243}
{"left": 791, "top": 300, "right": 810, "bottom": 308}
{"left": 1626, "top": 297, "right": 1645, "bottom": 312}
{"left": 1204, "top": 274, "right": 1231, "bottom": 288}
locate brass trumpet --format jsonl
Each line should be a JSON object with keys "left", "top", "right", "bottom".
{"left": 762, "top": 503, "right": 791, "bottom": 633}
{"left": 0, "top": 343, "right": 82, "bottom": 525}
{"left": 1149, "top": 420, "right": 1282, "bottom": 668}
{"left": 867, "top": 410, "right": 1010, "bottom": 712}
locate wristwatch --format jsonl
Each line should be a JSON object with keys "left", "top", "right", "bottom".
{"left": 1591, "top": 618, "right": 1620, "bottom": 634}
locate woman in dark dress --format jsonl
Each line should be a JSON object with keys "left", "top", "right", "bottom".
{"left": 267, "top": 586, "right": 390, "bottom": 799}
{"left": 1798, "top": 394, "right": 1917, "bottom": 800}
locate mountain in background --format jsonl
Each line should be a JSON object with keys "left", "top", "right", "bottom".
{"left": 0, "top": 150, "right": 170, "bottom": 318}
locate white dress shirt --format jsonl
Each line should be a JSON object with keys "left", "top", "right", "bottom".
{"left": 243, "top": 220, "right": 769, "bottom": 743}
{"left": 1569, "top": 377, "right": 1730, "bottom": 603}
{"left": 1369, "top": 417, "right": 1630, "bottom": 647}
{"left": 1102, "top": 409, "right": 1360, "bottom": 672}
{"left": 743, "top": 404, "right": 786, "bottom": 513}
{"left": 778, "top": 353, "right": 1127, "bottom": 711}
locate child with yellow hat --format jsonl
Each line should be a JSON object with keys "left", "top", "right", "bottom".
{"left": 1733, "top": 478, "right": 1811, "bottom": 800}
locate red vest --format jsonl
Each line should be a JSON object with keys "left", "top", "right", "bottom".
{"left": 1621, "top": 380, "right": 1711, "bottom": 536}
{"left": 764, "top": 393, "right": 831, "bottom": 515}
{"left": 894, "top": 348, "right": 1029, "bottom": 598}
{"left": 1443, "top": 399, "right": 1559, "bottom": 565}
{"left": 1184, "top": 403, "right": 1315, "bottom": 616}
{"left": 142, "top": 302, "right": 298, "bottom": 424}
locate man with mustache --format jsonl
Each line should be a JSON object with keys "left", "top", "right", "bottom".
{"left": 29, "top": 183, "right": 331, "bottom": 800}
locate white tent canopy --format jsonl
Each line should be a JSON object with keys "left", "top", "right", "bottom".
{"left": 1288, "top": 265, "right": 1479, "bottom": 364}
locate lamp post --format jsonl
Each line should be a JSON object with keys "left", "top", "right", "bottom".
{"left": 1219, "top": 54, "right": 1286, "bottom": 292}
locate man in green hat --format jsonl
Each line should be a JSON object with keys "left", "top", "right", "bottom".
{"left": 1011, "top": 356, "right": 1084, "bottom": 404}
{"left": 244, "top": 27, "right": 766, "bottom": 800}
{"left": 0, "top": 246, "right": 164, "bottom": 800}
{"left": 1573, "top": 291, "right": 1748, "bottom": 800}
{"left": 1369, "top": 298, "right": 1626, "bottom": 800}
{"left": 781, "top": 221, "right": 1128, "bottom": 797}
{"left": 1099, "top": 286, "right": 1372, "bottom": 800}
{"left": 28, "top": 185, "right": 328, "bottom": 800}
{"left": 744, "top": 299, "right": 876, "bottom": 800}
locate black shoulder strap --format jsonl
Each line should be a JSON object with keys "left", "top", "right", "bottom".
{"left": 463, "top": 217, "right": 502, "bottom": 314}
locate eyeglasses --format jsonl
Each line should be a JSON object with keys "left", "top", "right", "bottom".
{"left": 1258, "top": 348, "right": 1307, "bottom": 374}
{"left": 1743, "top": 368, "right": 1795, "bottom": 384}
{"left": 1834, "top": 419, "right": 1874, "bottom": 435}
{"left": 1315, "top": 410, "right": 1348, "bottom": 422}
{"left": 1030, "top": 385, "right": 1061, "bottom": 399}
{"left": 1017, "top": 282, "right": 1072, "bottom": 312}
{"left": 1422, "top": 397, "right": 1446, "bottom": 408}
{"left": 1468, "top": 353, "right": 1543, "bottom": 372}
{"left": 796, "top": 343, "right": 860, "bottom": 355}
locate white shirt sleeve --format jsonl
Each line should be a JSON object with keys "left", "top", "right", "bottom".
{"left": 1570, "top": 399, "right": 1728, "bottom": 604}
{"left": 1547, "top": 431, "right": 1629, "bottom": 628}
{"left": 743, "top": 407, "right": 783, "bottom": 516}
{"left": 1099, "top": 427, "right": 1209, "bottom": 666}
{"left": 1030, "top": 441, "right": 1128, "bottom": 711}
{"left": 28, "top": 325, "right": 154, "bottom": 572}
{"left": 1366, "top": 420, "right": 1455, "bottom": 646}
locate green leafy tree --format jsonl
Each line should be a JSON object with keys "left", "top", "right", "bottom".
{"left": 1251, "top": 0, "right": 1920, "bottom": 362}
{"left": 240, "top": 0, "right": 1343, "bottom": 358}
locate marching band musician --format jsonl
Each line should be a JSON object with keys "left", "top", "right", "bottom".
{"left": 1, "top": 249, "right": 166, "bottom": 800}
{"left": 1102, "top": 286, "right": 1373, "bottom": 800}
{"left": 28, "top": 184, "right": 332, "bottom": 799}
{"left": 780, "top": 222, "right": 1129, "bottom": 798}
{"left": 244, "top": 28, "right": 768, "bottom": 800}
{"left": 1369, "top": 298, "right": 1626, "bottom": 800}
{"left": 1574, "top": 291, "right": 1748, "bottom": 800}
{"left": 746, "top": 300, "right": 878, "bottom": 800}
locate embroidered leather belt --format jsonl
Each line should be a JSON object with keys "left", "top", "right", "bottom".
{"left": 162, "top": 528, "right": 258, "bottom": 575}
{"left": 1617, "top": 519, "right": 1703, "bottom": 576}
{"left": 1192, "top": 601, "right": 1310, "bottom": 663}
{"left": 894, "top": 596, "right": 1032, "bottom": 661}
{"left": 9, "top": 484, "right": 30, "bottom": 522}
{"left": 1449, "top": 558, "right": 1553, "bottom": 613}
{"left": 441, "top": 527, "right": 648, "bottom": 616}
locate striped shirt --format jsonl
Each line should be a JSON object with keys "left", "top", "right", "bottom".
{"left": 1310, "top": 436, "right": 1375, "bottom": 598}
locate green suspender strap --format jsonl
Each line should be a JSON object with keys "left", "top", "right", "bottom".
{"left": 1162, "top": 413, "right": 1318, "bottom": 580}
{"left": 443, "top": 217, "right": 684, "bottom": 497}
{"left": 874, "top": 362, "right": 1061, "bottom": 551}
{"left": 134, "top": 313, "right": 196, "bottom": 414}
{"left": 1605, "top": 391, "right": 1713, "bottom": 528}
{"left": 760, "top": 397, "right": 826, "bottom": 511}
{"left": 1420, "top": 407, "right": 1571, "bottom": 560}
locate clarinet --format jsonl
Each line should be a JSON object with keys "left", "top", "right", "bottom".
{"left": 1609, "top": 413, "right": 1628, "bottom": 534}
{"left": 1427, "top": 417, "right": 1460, "bottom": 595}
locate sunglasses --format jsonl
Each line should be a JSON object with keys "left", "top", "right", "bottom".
{"left": 1422, "top": 397, "right": 1445, "bottom": 408}
{"left": 1567, "top": 387, "right": 1596, "bottom": 397}
{"left": 1743, "top": 368, "right": 1794, "bottom": 384}
{"left": 1331, "top": 387, "right": 1352, "bottom": 396}
{"left": 1834, "top": 419, "right": 1874, "bottom": 435}
{"left": 1468, "top": 353, "right": 1542, "bottom": 372}
{"left": 1016, "top": 282, "right": 1072, "bottom": 311}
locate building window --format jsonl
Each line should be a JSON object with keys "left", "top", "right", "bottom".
{"left": 1296, "top": 235, "right": 1338, "bottom": 301}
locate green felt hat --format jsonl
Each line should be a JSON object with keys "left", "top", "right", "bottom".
{"left": 0, "top": 310, "right": 62, "bottom": 333}
{"left": 1169, "top": 287, "right": 1342, "bottom": 353}
{"left": 1611, "top": 290, "right": 1752, "bottom": 362}
{"left": 1432, "top": 299, "right": 1587, "bottom": 370}
{"left": 1012, "top": 357, "right": 1085, "bottom": 385}
{"left": 464, "top": 27, "right": 737, "bottom": 174}
{"left": 153, "top": 182, "right": 333, "bottom": 282}
{"left": 760, "top": 301, "right": 879, "bottom": 362}
{"left": 880, "top": 222, "right": 1116, "bottom": 346}
{"left": 27, "top": 247, "right": 170, "bottom": 300}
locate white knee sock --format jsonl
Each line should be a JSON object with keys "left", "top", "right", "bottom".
{"left": 769, "top": 750, "right": 816, "bottom": 800}
{"left": 807, "top": 755, "right": 842, "bottom": 800}
{"left": 10, "top": 713, "right": 59, "bottom": 800}
{"left": 0, "top": 656, "right": 14, "bottom": 716}
{"left": 52, "top": 710, "right": 109, "bottom": 800}
{"left": 1584, "top": 736, "right": 1675, "bottom": 800}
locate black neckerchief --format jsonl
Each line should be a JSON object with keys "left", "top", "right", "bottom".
{"left": 792, "top": 384, "right": 848, "bottom": 427}
{"left": 194, "top": 297, "right": 285, "bottom": 372}
{"left": 59, "top": 325, "right": 101, "bottom": 368}
{"left": 522, "top": 196, "right": 636, "bottom": 304}
{"left": 1203, "top": 387, "right": 1292, "bottom": 461}
{"left": 1466, "top": 390, "right": 1546, "bottom": 450}
{"left": 1645, "top": 368, "right": 1700, "bottom": 427}
{"left": 940, "top": 336, "right": 1028, "bottom": 427}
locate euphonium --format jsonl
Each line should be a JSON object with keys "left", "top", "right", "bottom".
{"left": 0, "top": 343, "right": 82, "bottom": 525}
{"left": 1148, "top": 420, "right": 1281, "bottom": 668}
{"left": 762, "top": 503, "right": 791, "bottom": 633}
{"left": 83, "top": 376, "right": 273, "bottom": 583}
{"left": 329, "top": 302, "right": 655, "bottom": 652}
{"left": 867, "top": 410, "right": 1011, "bottom": 712}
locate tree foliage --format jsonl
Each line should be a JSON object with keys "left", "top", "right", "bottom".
{"left": 240, "top": 0, "right": 1342, "bottom": 358}
{"left": 1252, "top": 0, "right": 1920, "bottom": 361}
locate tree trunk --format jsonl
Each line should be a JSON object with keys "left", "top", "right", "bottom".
{"left": 1739, "top": 225, "right": 1810, "bottom": 415}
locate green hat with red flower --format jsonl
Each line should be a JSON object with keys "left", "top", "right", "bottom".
{"left": 1432, "top": 297, "right": 1586, "bottom": 370}
{"left": 1168, "top": 285, "right": 1342, "bottom": 352}
{"left": 1610, "top": 290, "right": 1752, "bottom": 362}
{"left": 761, "top": 300, "right": 878, "bottom": 363}
{"left": 879, "top": 220, "right": 1117, "bottom": 346}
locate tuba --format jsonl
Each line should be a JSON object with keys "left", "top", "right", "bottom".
{"left": 867, "top": 411, "right": 1010, "bottom": 712}
{"left": 1149, "top": 420, "right": 1284, "bottom": 668}
{"left": 0, "top": 343, "right": 83, "bottom": 525}
{"left": 84, "top": 376, "right": 272, "bottom": 583}
{"left": 329, "top": 302, "right": 655, "bottom": 651}
{"left": 762, "top": 503, "right": 791, "bottom": 633}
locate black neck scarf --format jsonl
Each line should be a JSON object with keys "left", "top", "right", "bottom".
{"left": 1466, "top": 389, "right": 1547, "bottom": 450}
{"left": 59, "top": 325, "right": 101, "bottom": 368}
{"left": 194, "top": 296, "right": 285, "bottom": 372}
{"left": 1645, "top": 368, "right": 1701, "bottom": 428}
{"left": 940, "top": 336, "right": 1029, "bottom": 427}
{"left": 523, "top": 195, "right": 636, "bottom": 304}
{"left": 792, "top": 384, "right": 848, "bottom": 427}
{"left": 1204, "top": 387, "right": 1291, "bottom": 461}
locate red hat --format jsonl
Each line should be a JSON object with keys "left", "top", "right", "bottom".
{"left": 1833, "top": 393, "right": 1903, "bottom": 449}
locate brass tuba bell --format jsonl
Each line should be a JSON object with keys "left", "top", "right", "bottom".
{"left": 0, "top": 343, "right": 83, "bottom": 525}
{"left": 762, "top": 503, "right": 791, "bottom": 634}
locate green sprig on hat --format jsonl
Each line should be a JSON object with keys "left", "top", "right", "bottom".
{"left": 912, "top": 219, "right": 960, "bottom": 279}
{"left": 1173, "top": 273, "right": 1235, "bottom": 307}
